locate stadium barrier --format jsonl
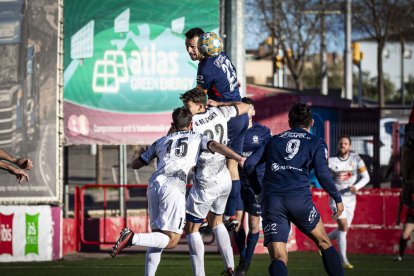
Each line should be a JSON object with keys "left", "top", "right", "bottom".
{"left": 63, "top": 186, "right": 413, "bottom": 255}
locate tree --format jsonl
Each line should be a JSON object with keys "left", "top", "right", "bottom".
{"left": 352, "top": 0, "right": 401, "bottom": 107}
{"left": 252, "top": 0, "right": 322, "bottom": 91}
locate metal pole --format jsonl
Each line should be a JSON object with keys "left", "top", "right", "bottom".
{"left": 320, "top": 1, "right": 328, "bottom": 95}
{"left": 358, "top": 63, "right": 362, "bottom": 106}
{"left": 63, "top": 146, "right": 69, "bottom": 218}
{"left": 401, "top": 38, "right": 405, "bottom": 106}
{"left": 224, "top": 0, "right": 245, "bottom": 97}
{"left": 345, "top": 0, "right": 353, "bottom": 101}
{"left": 119, "top": 145, "right": 127, "bottom": 219}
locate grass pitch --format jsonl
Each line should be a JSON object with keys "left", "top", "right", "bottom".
{"left": 1, "top": 251, "right": 413, "bottom": 276}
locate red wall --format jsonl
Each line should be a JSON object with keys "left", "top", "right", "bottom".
{"left": 63, "top": 189, "right": 413, "bottom": 255}
{"left": 295, "top": 188, "right": 413, "bottom": 255}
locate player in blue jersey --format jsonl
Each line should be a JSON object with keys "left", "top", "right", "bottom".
{"left": 185, "top": 28, "right": 249, "bottom": 230}
{"left": 232, "top": 97, "right": 271, "bottom": 276}
{"left": 244, "top": 103, "right": 344, "bottom": 276}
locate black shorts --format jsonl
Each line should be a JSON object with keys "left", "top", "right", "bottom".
{"left": 262, "top": 195, "right": 320, "bottom": 245}
{"left": 227, "top": 114, "right": 249, "bottom": 155}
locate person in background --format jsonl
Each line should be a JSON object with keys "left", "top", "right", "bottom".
{"left": 0, "top": 149, "right": 33, "bottom": 182}
{"left": 327, "top": 135, "right": 370, "bottom": 269}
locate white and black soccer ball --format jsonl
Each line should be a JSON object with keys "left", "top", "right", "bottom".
{"left": 197, "top": 32, "right": 223, "bottom": 57}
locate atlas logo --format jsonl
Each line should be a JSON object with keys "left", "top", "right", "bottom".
{"left": 271, "top": 163, "right": 280, "bottom": 172}
{"left": 308, "top": 207, "right": 318, "bottom": 223}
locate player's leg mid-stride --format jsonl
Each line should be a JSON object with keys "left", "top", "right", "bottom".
{"left": 111, "top": 228, "right": 134, "bottom": 257}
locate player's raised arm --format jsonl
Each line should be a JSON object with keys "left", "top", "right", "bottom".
{"left": 207, "top": 140, "right": 245, "bottom": 168}
{"left": 207, "top": 99, "right": 250, "bottom": 115}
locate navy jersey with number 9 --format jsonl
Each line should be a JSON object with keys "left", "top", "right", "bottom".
{"left": 245, "top": 128, "right": 342, "bottom": 203}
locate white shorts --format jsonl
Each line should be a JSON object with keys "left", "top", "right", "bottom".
{"left": 330, "top": 194, "right": 356, "bottom": 226}
{"left": 147, "top": 185, "right": 186, "bottom": 234}
{"left": 186, "top": 168, "right": 232, "bottom": 219}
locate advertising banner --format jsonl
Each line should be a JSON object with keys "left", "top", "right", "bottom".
{"left": 0, "top": 0, "right": 59, "bottom": 203}
{"left": 63, "top": 0, "right": 219, "bottom": 144}
{"left": 0, "top": 205, "right": 53, "bottom": 262}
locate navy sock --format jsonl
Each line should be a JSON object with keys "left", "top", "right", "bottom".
{"left": 399, "top": 237, "right": 408, "bottom": 256}
{"left": 269, "top": 259, "right": 287, "bottom": 276}
{"left": 235, "top": 228, "right": 246, "bottom": 259}
{"left": 321, "top": 246, "right": 344, "bottom": 276}
{"left": 225, "top": 180, "right": 241, "bottom": 216}
{"left": 245, "top": 232, "right": 259, "bottom": 264}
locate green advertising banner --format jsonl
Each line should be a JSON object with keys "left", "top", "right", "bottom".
{"left": 25, "top": 213, "right": 39, "bottom": 255}
{"left": 64, "top": 0, "right": 219, "bottom": 144}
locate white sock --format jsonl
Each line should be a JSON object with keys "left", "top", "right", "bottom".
{"left": 187, "top": 232, "right": 205, "bottom": 276}
{"left": 328, "top": 229, "right": 338, "bottom": 240}
{"left": 132, "top": 232, "right": 169, "bottom": 248}
{"left": 145, "top": 247, "right": 163, "bottom": 276}
{"left": 212, "top": 223, "right": 234, "bottom": 270}
{"left": 338, "top": 230, "right": 349, "bottom": 264}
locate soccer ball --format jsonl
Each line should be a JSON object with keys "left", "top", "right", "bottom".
{"left": 197, "top": 32, "right": 223, "bottom": 57}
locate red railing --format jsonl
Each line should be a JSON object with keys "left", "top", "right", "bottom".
{"left": 75, "top": 184, "right": 149, "bottom": 246}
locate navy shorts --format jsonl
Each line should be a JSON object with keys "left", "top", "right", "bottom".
{"left": 262, "top": 195, "right": 320, "bottom": 246}
{"left": 236, "top": 182, "right": 262, "bottom": 216}
{"left": 227, "top": 113, "right": 249, "bottom": 155}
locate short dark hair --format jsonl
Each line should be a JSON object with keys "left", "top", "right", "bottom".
{"left": 338, "top": 135, "right": 352, "bottom": 145}
{"left": 180, "top": 87, "right": 207, "bottom": 105}
{"left": 185, "top": 27, "right": 204, "bottom": 39}
{"left": 172, "top": 107, "right": 193, "bottom": 130}
{"left": 242, "top": 97, "right": 254, "bottom": 105}
{"left": 288, "top": 103, "right": 312, "bottom": 128}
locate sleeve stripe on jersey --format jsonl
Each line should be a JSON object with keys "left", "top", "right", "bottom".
{"left": 138, "top": 156, "right": 149, "bottom": 166}
{"left": 206, "top": 140, "right": 215, "bottom": 153}
{"left": 234, "top": 105, "right": 239, "bottom": 117}
{"left": 358, "top": 166, "right": 367, "bottom": 173}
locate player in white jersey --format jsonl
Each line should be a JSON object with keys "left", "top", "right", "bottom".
{"left": 111, "top": 107, "right": 245, "bottom": 276}
{"left": 180, "top": 88, "right": 250, "bottom": 276}
{"left": 327, "top": 135, "right": 370, "bottom": 269}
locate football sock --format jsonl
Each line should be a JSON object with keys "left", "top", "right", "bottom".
{"left": 268, "top": 259, "right": 287, "bottom": 276}
{"left": 225, "top": 180, "right": 241, "bottom": 216}
{"left": 399, "top": 237, "right": 409, "bottom": 256}
{"left": 212, "top": 223, "right": 235, "bottom": 269}
{"left": 235, "top": 227, "right": 246, "bottom": 259}
{"left": 187, "top": 232, "right": 205, "bottom": 276}
{"left": 337, "top": 230, "right": 349, "bottom": 264}
{"left": 132, "top": 232, "right": 169, "bottom": 248}
{"left": 245, "top": 232, "right": 259, "bottom": 264}
{"left": 321, "top": 246, "right": 344, "bottom": 276}
{"left": 145, "top": 247, "right": 163, "bottom": 276}
{"left": 328, "top": 229, "right": 338, "bottom": 240}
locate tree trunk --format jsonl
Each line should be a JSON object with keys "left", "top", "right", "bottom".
{"left": 377, "top": 43, "right": 385, "bottom": 107}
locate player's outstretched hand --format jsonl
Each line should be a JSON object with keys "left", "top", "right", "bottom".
{"left": 206, "top": 99, "right": 219, "bottom": 107}
{"left": 15, "top": 158, "right": 33, "bottom": 170}
{"left": 14, "top": 168, "right": 29, "bottom": 183}
{"left": 332, "top": 201, "right": 344, "bottom": 220}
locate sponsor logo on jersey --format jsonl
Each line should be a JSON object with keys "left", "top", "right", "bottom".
{"left": 252, "top": 135, "right": 259, "bottom": 144}
{"left": 280, "top": 132, "right": 307, "bottom": 139}
{"left": 271, "top": 162, "right": 303, "bottom": 172}
{"left": 0, "top": 213, "right": 14, "bottom": 255}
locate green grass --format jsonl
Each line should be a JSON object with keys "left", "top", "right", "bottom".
{"left": 1, "top": 252, "right": 413, "bottom": 276}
